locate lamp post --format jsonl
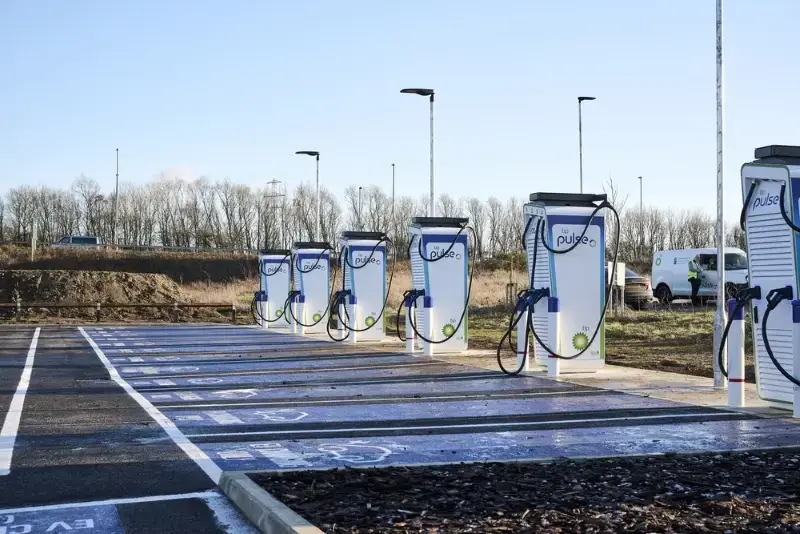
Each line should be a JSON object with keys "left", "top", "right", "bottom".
{"left": 391, "top": 163, "right": 396, "bottom": 219}
{"left": 638, "top": 176, "right": 643, "bottom": 211}
{"left": 295, "top": 150, "right": 320, "bottom": 240}
{"left": 113, "top": 148, "right": 119, "bottom": 245}
{"left": 713, "top": 0, "right": 727, "bottom": 389}
{"left": 400, "top": 88, "right": 435, "bottom": 216}
{"left": 578, "top": 96, "right": 596, "bottom": 193}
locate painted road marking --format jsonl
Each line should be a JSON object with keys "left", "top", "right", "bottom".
{"left": 79, "top": 327, "right": 222, "bottom": 484}
{"left": 0, "top": 328, "right": 40, "bottom": 476}
{"left": 156, "top": 389, "right": 603, "bottom": 409}
{"left": 116, "top": 361, "right": 443, "bottom": 379}
{"left": 184, "top": 411, "right": 737, "bottom": 439}
{"left": 0, "top": 505, "right": 122, "bottom": 532}
{"left": 0, "top": 490, "right": 218, "bottom": 514}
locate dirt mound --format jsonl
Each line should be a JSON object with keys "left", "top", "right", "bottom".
{"left": 0, "top": 270, "right": 231, "bottom": 322}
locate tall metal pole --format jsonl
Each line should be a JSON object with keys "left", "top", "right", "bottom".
{"left": 713, "top": 0, "right": 727, "bottom": 389}
{"left": 638, "top": 176, "right": 643, "bottom": 211}
{"left": 315, "top": 155, "right": 320, "bottom": 240}
{"left": 391, "top": 163, "right": 396, "bottom": 219}
{"left": 429, "top": 95, "right": 435, "bottom": 217}
{"left": 578, "top": 103, "right": 584, "bottom": 194}
{"left": 113, "top": 148, "right": 119, "bottom": 245}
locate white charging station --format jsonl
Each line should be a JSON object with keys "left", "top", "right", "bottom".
{"left": 408, "top": 217, "right": 470, "bottom": 354}
{"left": 740, "top": 145, "right": 800, "bottom": 412}
{"left": 257, "top": 249, "right": 292, "bottom": 330}
{"left": 522, "top": 193, "right": 607, "bottom": 372}
{"left": 291, "top": 241, "right": 332, "bottom": 335}
{"left": 339, "top": 231, "right": 388, "bottom": 342}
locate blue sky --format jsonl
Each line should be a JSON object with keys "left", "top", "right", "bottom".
{"left": 1, "top": 0, "right": 798, "bottom": 219}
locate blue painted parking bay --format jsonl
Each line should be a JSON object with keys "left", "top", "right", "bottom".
{"left": 82, "top": 325, "right": 800, "bottom": 474}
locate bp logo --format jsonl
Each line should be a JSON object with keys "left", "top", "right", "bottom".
{"left": 365, "top": 316, "right": 376, "bottom": 327}
{"left": 313, "top": 313, "right": 322, "bottom": 322}
{"left": 442, "top": 324, "right": 456, "bottom": 337}
{"left": 572, "top": 332, "right": 589, "bottom": 350}
{"left": 275, "top": 310, "right": 283, "bottom": 317}
{"left": 655, "top": 257, "right": 661, "bottom": 266}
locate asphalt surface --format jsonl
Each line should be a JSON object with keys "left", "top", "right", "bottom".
{"left": 0, "top": 326, "right": 256, "bottom": 534}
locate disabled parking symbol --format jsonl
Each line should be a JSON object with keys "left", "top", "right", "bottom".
{"left": 318, "top": 440, "right": 393, "bottom": 464}
{"left": 253, "top": 409, "right": 308, "bottom": 422}
{"left": 211, "top": 389, "right": 258, "bottom": 399}
{"left": 188, "top": 377, "right": 224, "bottom": 385}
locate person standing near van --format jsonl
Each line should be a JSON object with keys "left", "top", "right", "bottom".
{"left": 688, "top": 255, "right": 702, "bottom": 302}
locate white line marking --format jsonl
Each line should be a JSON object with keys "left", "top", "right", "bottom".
{"left": 185, "top": 412, "right": 735, "bottom": 439}
{"left": 79, "top": 327, "right": 222, "bottom": 484}
{"left": 157, "top": 389, "right": 600, "bottom": 409}
{"left": 0, "top": 490, "right": 220, "bottom": 514}
{"left": 0, "top": 328, "right": 41, "bottom": 476}
{"left": 120, "top": 361, "right": 442, "bottom": 380}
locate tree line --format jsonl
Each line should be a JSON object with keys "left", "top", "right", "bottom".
{"left": 0, "top": 174, "right": 744, "bottom": 265}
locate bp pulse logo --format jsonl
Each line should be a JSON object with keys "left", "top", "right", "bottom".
{"left": 303, "top": 264, "right": 325, "bottom": 271}
{"left": 752, "top": 190, "right": 780, "bottom": 210}
{"left": 442, "top": 323, "right": 456, "bottom": 337}
{"left": 365, "top": 316, "right": 376, "bottom": 327}
{"left": 429, "top": 248, "right": 462, "bottom": 260}
{"left": 313, "top": 313, "right": 323, "bottom": 322}
{"left": 572, "top": 332, "right": 589, "bottom": 350}
{"left": 556, "top": 228, "right": 596, "bottom": 248}
{"left": 265, "top": 265, "right": 287, "bottom": 274}
{"left": 355, "top": 256, "right": 381, "bottom": 266}
{"left": 655, "top": 257, "right": 661, "bottom": 266}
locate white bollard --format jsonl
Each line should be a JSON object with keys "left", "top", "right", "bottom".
{"left": 348, "top": 295, "right": 359, "bottom": 344}
{"left": 405, "top": 297, "right": 416, "bottom": 354}
{"left": 793, "top": 300, "right": 800, "bottom": 419}
{"left": 296, "top": 295, "right": 306, "bottom": 336}
{"left": 337, "top": 297, "right": 347, "bottom": 340}
{"left": 261, "top": 298, "right": 270, "bottom": 330}
{"left": 516, "top": 306, "right": 529, "bottom": 372}
{"left": 727, "top": 298, "right": 746, "bottom": 408}
{"left": 547, "top": 296, "right": 561, "bottom": 377}
{"left": 423, "top": 296, "right": 434, "bottom": 357}
{"left": 290, "top": 297, "right": 298, "bottom": 335}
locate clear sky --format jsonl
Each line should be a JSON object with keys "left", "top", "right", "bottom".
{"left": 2, "top": 0, "right": 798, "bottom": 219}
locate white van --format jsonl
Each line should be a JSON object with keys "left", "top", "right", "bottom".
{"left": 651, "top": 247, "right": 748, "bottom": 303}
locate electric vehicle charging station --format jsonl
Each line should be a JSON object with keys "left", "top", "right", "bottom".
{"left": 737, "top": 145, "right": 800, "bottom": 414}
{"left": 406, "top": 217, "right": 471, "bottom": 355}
{"left": 254, "top": 249, "right": 292, "bottom": 330}
{"left": 516, "top": 193, "right": 611, "bottom": 373}
{"left": 290, "top": 241, "right": 332, "bottom": 335}
{"left": 334, "top": 231, "right": 390, "bottom": 342}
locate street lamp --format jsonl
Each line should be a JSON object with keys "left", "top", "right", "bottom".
{"left": 295, "top": 150, "right": 320, "bottom": 240}
{"left": 400, "top": 88, "right": 435, "bottom": 216}
{"left": 577, "top": 96, "right": 596, "bottom": 193}
{"left": 391, "top": 163, "right": 396, "bottom": 219}
{"left": 112, "top": 148, "right": 119, "bottom": 246}
{"left": 638, "top": 176, "right": 643, "bottom": 211}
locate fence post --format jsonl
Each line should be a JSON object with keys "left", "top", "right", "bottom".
{"left": 231, "top": 303, "right": 237, "bottom": 324}
{"left": 173, "top": 302, "right": 179, "bottom": 323}
{"left": 16, "top": 300, "right": 21, "bottom": 322}
{"left": 95, "top": 303, "right": 101, "bottom": 322}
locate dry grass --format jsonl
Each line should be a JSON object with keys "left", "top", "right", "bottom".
{"left": 0, "top": 245, "right": 253, "bottom": 264}
{"left": 182, "top": 278, "right": 257, "bottom": 310}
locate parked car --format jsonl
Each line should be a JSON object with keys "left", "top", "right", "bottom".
{"left": 623, "top": 269, "right": 652, "bottom": 309}
{"left": 650, "top": 247, "right": 748, "bottom": 304}
{"left": 51, "top": 236, "right": 103, "bottom": 248}
{"left": 605, "top": 266, "right": 652, "bottom": 310}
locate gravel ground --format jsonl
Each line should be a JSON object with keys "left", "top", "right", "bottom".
{"left": 253, "top": 449, "right": 800, "bottom": 533}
